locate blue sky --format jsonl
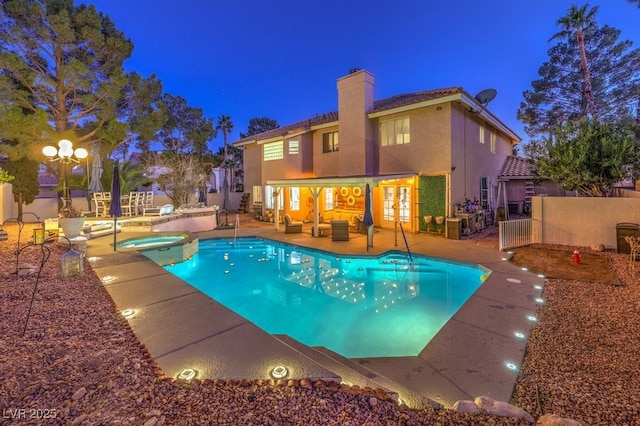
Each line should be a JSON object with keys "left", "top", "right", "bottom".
{"left": 87, "top": 1, "right": 640, "bottom": 151}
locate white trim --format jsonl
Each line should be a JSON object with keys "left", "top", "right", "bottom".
{"left": 310, "top": 121, "right": 338, "bottom": 131}
{"left": 368, "top": 94, "right": 461, "bottom": 118}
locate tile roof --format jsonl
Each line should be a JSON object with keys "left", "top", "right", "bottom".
{"left": 234, "top": 87, "right": 464, "bottom": 145}
{"left": 499, "top": 155, "right": 535, "bottom": 179}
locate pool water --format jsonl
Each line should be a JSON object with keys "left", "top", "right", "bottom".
{"left": 165, "top": 237, "right": 489, "bottom": 358}
{"left": 117, "top": 235, "right": 186, "bottom": 249}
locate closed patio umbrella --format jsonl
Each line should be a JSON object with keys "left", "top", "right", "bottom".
{"left": 88, "top": 154, "right": 103, "bottom": 193}
{"left": 363, "top": 183, "right": 374, "bottom": 251}
{"left": 222, "top": 174, "right": 230, "bottom": 226}
{"left": 109, "top": 164, "right": 122, "bottom": 251}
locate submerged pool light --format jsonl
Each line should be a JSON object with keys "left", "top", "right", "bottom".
{"left": 271, "top": 365, "right": 288, "bottom": 379}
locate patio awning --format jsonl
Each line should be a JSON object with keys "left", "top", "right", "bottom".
{"left": 266, "top": 173, "right": 416, "bottom": 188}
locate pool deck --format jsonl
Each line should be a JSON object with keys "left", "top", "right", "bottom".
{"left": 86, "top": 217, "right": 543, "bottom": 408}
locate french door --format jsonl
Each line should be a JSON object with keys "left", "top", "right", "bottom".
{"left": 381, "top": 185, "right": 412, "bottom": 231}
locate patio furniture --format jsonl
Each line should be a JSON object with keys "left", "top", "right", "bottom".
{"left": 284, "top": 214, "right": 303, "bottom": 234}
{"left": 314, "top": 223, "right": 331, "bottom": 237}
{"left": 624, "top": 236, "right": 640, "bottom": 273}
{"left": 331, "top": 220, "right": 350, "bottom": 241}
{"left": 121, "top": 191, "right": 140, "bottom": 217}
{"left": 93, "top": 192, "right": 108, "bottom": 217}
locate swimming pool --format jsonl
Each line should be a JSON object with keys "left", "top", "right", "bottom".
{"left": 165, "top": 237, "right": 489, "bottom": 358}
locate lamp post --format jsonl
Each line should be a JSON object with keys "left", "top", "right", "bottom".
{"left": 42, "top": 139, "right": 88, "bottom": 210}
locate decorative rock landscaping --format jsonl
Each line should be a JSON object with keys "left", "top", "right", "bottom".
{"left": 1, "top": 224, "right": 638, "bottom": 425}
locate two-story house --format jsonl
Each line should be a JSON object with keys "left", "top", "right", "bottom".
{"left": 233, "top": 69, "right": 520, "bottom": 236}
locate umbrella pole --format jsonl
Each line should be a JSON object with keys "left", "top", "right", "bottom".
{"left": 113, "top": 216, "right": 117, "bottom": 251}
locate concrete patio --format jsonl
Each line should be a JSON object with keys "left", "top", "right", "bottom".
{"left": 86, "top": 215, "right": 544, "bottom": 408}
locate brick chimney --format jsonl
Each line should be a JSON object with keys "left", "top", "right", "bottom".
{"left": 337, "top": 69, "right": 376, "bottom": 175}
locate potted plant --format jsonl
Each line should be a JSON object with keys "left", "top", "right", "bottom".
{"left": 58, "top": 205, "right": 86, "bottom": 238}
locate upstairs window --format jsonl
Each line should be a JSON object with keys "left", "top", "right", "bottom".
{"left": 479, "top": 125, "right": 485, "bottom": 144}
{"left": 380, "top": 117, "right": 410, "bottom": 146}
{"left": 263, "top": 141, "right": 284, "bottom": 161}
{"left": 490, "top": 132, "right": 496, "bottom": 154}
{"left": 322, "top": 132, "right": 339, "bottom": 153}
{"left": 288, "top": 140, "right": 299, "bottom": 155}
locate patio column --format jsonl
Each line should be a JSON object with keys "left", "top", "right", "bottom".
{"left": 273, "top": 187, "right": 282, "bottom": 230}
{"left": 308, "top": 186, "right": 322, "bottom": 237}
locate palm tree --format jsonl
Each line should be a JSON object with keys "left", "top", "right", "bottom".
{"left": 550, "top": 3, "right": 599, "bottom": 119}
{"left": 216, "top": 115, "right": 234, "bottom": 211}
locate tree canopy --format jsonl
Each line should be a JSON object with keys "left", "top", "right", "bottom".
{"left": 150, "top": 94, "right": 216, "bottom": 207}
{"left": 0, "top": 0, "right": 165, "bottom": 160}
{"left": 519, "top": 20, "right": 640, "bottom": 140}
{"left": 534, "top": 119, "right": 640, "bottom": 196}
{"left": 239, "top": 116, "right": 279, "bottom": 139}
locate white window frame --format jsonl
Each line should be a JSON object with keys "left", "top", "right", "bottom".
{"left": 380, "top": 117, "right": 410, "bottom": 146}
{"left": 289, "top": 187, "right": 300, "bottom": 211}
{"left": 252, "top": 185, "right": 263, "bottom": 204}
{"left": 288, "top": 140, "right": 299, "bottom": 155}
{"left": 490, "top": 132, "right": 496, "bottom": 154}
{"left": 479, "top": 125, "right": 485, "bottom": 144}
{"left": 322, "top": 132, "right": 339, "bottom": 153}
{"left": 263, "top": 141, "right": 284, "bottom": 161}
{"left": 325, "top": 188, "right": 334, "bottom": 210}
{"left": 265, "top": 185, "right": 284, "bottom": 210}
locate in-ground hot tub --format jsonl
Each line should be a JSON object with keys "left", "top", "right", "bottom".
{"left": 116, "top": 232, "right": 198, "bottom": 266}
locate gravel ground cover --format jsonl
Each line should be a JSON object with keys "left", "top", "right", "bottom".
{"left": 1, "top": 223, "right": 639, "bottom": 425}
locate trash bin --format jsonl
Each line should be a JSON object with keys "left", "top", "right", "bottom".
{"left": 446, "top": 218, "right": 462, "bottom": 240}
{"left": 616, "top": 223, "right": 640, "bottom": 253}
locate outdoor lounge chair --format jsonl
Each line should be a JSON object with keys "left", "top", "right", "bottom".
{"left": 331, "top": 220, "right": 350, "bottom": 241}
{"left": 284, "top": 214, "right": 303, "bottom": 234}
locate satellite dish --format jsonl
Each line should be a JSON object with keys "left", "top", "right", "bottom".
{"left": 474, "top": 88, "right": 497, "bottom": 106}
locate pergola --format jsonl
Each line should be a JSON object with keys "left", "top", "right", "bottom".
{"left": 266, "top": 173, "right": 415, "bottom": 237}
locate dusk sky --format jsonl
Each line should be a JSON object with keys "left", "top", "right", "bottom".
{"left": 87, "top": 1, "right": 640, "bottom": 152}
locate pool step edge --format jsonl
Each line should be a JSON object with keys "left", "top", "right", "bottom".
{"left": 272, "top": 334, "right": 439, "bottom": 410}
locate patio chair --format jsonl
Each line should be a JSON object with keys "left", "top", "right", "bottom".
{"left": 93, "top": 192, "right": 107, "bottom": 217}
{"left": 121, "top": 191, "right": 139, "bottom": 216}
{"left": 284, "top": 214, "right": 303, "bottom": 234}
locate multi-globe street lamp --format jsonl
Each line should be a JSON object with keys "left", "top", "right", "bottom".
{"left": 42, "top": 139, "right": 88, "bottom": 209}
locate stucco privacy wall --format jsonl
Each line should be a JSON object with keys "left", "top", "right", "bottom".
{"left": 4, "top": 193, "right": 245, "bottom": 222}
{"left": 532, "top": 196, "right": 640, "bottom": 249}
{"left": 1, "top": 183, "right": 13, "bottom": 223}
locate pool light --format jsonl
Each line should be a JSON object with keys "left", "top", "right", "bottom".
{"left": 271, "top": 365, "right": 288, "bottom": 379}
{"left": 178, "top": 368, "right": 197, "bottom": 381}
{"left": 121, "top": 309, "right": 135, "bottom": 317}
